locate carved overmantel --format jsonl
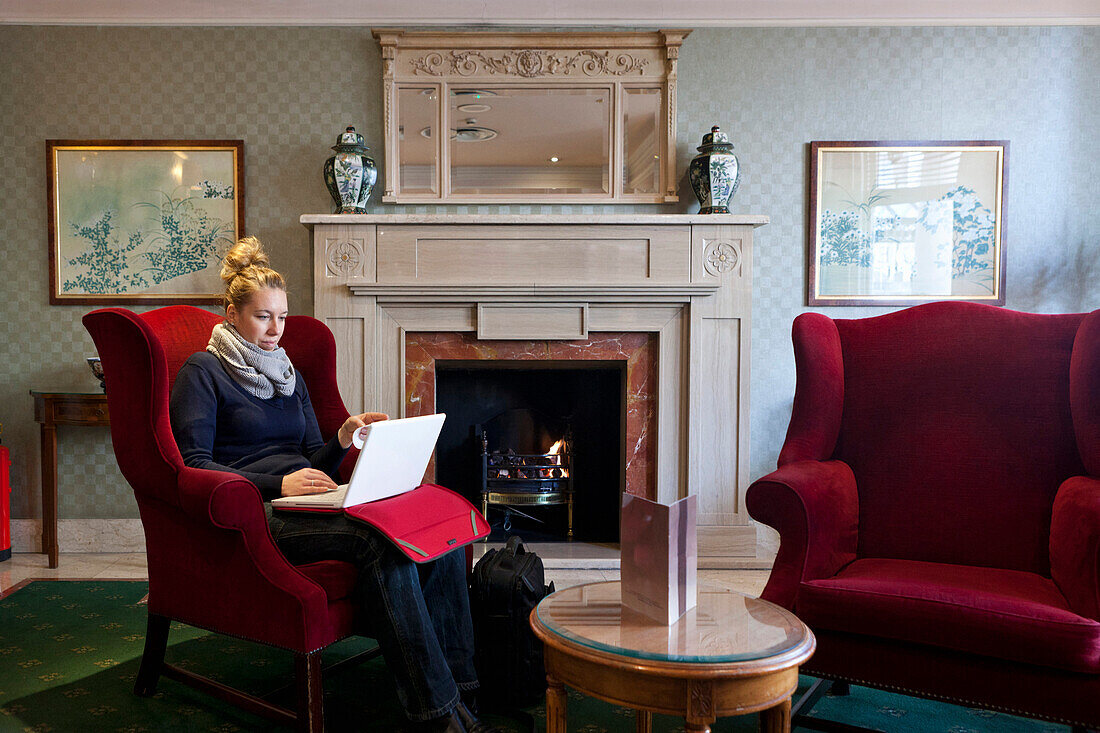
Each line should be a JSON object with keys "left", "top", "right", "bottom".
{"left": 372, "top": 29, "right": 689, "bottom": 204}
{"left": 303, "top": 213, "right": 767, "bottom": 564}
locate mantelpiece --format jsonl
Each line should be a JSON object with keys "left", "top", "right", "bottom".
{"left": 304, "top": 213, "right": 767, "bottom": 564}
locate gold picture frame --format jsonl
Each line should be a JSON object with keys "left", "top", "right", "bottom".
{"left": 47, "top": 139, "right": 244, "bottom": 305}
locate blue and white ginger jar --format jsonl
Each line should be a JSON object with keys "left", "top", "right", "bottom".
{"left": 324, "top": 126, "right": 377, "bottom": 214}
{"left": 688, "top": 126, "right": 741, "bottom": 214}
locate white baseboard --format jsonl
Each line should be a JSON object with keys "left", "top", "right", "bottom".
{"left": 10, "top": 519, "right": 145, "bottom": 553}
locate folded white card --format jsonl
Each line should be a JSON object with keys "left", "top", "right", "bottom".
{"left": 620, "top": 494, "right": 697, "bottom": 625}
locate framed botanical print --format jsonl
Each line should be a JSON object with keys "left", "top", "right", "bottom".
{"left": 47, "top": 139, "right": 244, "bottom": 305}
{"left": 808, "top": 140, "right": 1007, "bottom": 306}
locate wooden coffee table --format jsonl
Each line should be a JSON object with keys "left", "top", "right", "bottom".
{"left": 530, "top": 581, "right": 815, "bottom": 733}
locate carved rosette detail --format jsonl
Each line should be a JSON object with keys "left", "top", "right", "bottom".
{"left": 412, "top": 49, "right": 649, "bottom": 77}
{"left": 703, "top": 240, "right": 741, "bottom": 277}
{"left": 326, "top": 239, "right": 364, "bottom": 277}
{"left": 688, "top": 680, "right": 714, "bottom": 719}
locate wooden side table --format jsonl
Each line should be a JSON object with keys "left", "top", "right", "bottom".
{"left": 30, "top": 391, "right": 110, "bottom": 568}
{"left": 530, "top": 581, "right": 816, "bottom": 733}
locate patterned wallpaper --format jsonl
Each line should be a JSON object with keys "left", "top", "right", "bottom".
{"left": 0, "top": 25, "right": 1096, "bottom": 520}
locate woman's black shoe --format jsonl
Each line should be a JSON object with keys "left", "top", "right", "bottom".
{"left": 460, "top": 689, "right": 480, "bottom": 715}
{"left": 414, "top": 712, "right": 464, "bottom": 733}
{"left": 454, "top": 701, "right": 507, "bottom": 733}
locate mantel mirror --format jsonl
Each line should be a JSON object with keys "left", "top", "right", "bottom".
{"left": 373, "top": 29, "right": 689, "bottom": 204}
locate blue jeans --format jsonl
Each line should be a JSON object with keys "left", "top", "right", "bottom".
{"left": 267, "top": 507, "right": 479, "bottom": 721}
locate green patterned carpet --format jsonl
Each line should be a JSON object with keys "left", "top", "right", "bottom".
{"left": 0, "top": 581, "right": 1071, "bottom": 732}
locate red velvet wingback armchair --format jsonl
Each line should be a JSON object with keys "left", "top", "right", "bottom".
{"left": 747, "top": 302, "right": 1100, "bottom": 729}
{"left": 83, "top": 305, "right": 371, "bottom": 732}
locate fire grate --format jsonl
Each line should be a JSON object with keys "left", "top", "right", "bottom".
{"left": 479, "top": 432, "right": 574, "bottom": 538}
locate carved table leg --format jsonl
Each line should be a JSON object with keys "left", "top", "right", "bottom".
{"left": 546, "top": 677, "right": 567, "bottom": 733}
{"left": 684, "top": 722, "right": 711, "bottom": 732}
{"left": 635, "top": 709, "right": 652, "bottom": 733}
{"left": 760, "top": 698, "right": 792, "bottom": 733}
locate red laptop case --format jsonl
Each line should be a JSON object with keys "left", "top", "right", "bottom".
{"left": 275, "top": 484, "right": 490, "bottom": 563}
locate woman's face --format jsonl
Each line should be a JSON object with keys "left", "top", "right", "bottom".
{"left": 227, "top": 287, "right": 288, "bottom": 351}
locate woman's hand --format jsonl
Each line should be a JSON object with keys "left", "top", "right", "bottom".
{"left": 337, "top": 412, "right": 389, "bottom": 449}
{"left": 281, "top": 468, "right": 339, "bottom": 497}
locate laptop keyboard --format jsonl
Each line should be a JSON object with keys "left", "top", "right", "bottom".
{"left": 283, "top": 484, "right": 348, "bottom": 506}
{"left": 322, "top": 485, "right": 349, "bottom": 504}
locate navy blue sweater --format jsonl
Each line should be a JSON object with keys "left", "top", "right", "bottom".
{"left": 169, "top": 352, "right": 348, "bottom": 500}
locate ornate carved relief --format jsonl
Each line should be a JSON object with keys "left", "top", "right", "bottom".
{"left": 411, "top": 49, "right": 649, "bottom": 77}
{"left": 703, "top": 239, "right": 742, "bottom": 277}
{"left": 688, "top": 680, "right": 714, "bottom": 719}
{"left": 383, "top": 84, "right": 394, "bottom": 197}
{"left": 666, "top": 80, "right": 678, "bottom": 198}
{"left": 326, "top": 238, "right": 365, "bottom": 278}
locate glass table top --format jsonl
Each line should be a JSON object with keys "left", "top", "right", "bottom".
{"left": 534, "top": 581, "right": 809, "bottom": 664}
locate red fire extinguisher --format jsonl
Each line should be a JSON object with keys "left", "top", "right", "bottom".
{"left": 0, "top": 423, "right": 10, "bottom": 562}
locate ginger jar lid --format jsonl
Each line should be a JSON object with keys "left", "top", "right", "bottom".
{"left": 331, "top": 126, "right": 371, "bottom": 155}
{"left": 696, "top": 125, "right": 735, "bottom": 154}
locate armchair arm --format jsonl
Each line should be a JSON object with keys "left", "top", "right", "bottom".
{"left": 177, "top": 466, "right": 268, "bottom": 531}
{"left": 1051, "top": 475, "right": 1100, "bottom": 620}
{"left": 167, "top": 467, "right": 336, "bottom": 650}
{"left": 176, "top": 467, "right": 323, "bottom": 597}
{"left": 747, "top": 459, "right": 859, "bottom": 609}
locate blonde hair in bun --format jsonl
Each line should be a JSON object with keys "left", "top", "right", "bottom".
{"left": 220, "top": 236, "right": 286, "bottom": 309}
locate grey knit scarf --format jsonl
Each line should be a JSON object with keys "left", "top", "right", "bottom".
{"left": 206, "top": 322, "right": 296, "bottom": 399}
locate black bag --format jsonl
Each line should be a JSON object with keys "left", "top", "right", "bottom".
{"left": 469, "top": 535, "right": 555, "bottom": 709}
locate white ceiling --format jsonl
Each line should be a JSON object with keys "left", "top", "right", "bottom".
{"left": 2, "top": 0, "right": 1097, "bottom": 26}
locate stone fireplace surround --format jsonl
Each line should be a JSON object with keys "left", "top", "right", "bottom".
{"left": 304, "top": 214, "right": 767, "bottom": 566}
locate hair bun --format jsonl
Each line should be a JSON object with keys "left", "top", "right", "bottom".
{"left": 220, "top": 235, "right": 270, "bottom": 283}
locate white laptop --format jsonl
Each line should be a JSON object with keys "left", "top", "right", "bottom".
{"left": 271, "top": 413, "right": 446, "bottom": 510}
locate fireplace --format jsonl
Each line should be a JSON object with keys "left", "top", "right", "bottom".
{"left": 407, "top": 332, "right": 657, "bottom": 543}
{"left": 437, "top": 364, "right": 619, "bottom": 542}
{"left": 305, "top": 214, "right": 765, "bottom": 563}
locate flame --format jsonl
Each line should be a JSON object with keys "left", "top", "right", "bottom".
{"left": 548, "top": 439, "right": 565, "bottom": 455}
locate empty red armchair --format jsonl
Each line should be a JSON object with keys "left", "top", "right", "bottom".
{"left": 83, "top": 305, "right": 370, "bottom": 732}
{"left": 748, "top": 302, "right": 1100, "bottom": 728}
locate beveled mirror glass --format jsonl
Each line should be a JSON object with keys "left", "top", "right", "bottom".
{"left": 447, "top": 87, "right": 611, "bottom": 196}
{"left": 397, "top": 86, "right": 438, "bottom": 194}
{"left": 375, "top": 29, "right": 689, "bottom": 204}
{"left": 623, "top": 87, "right": 662, "bottom": 195}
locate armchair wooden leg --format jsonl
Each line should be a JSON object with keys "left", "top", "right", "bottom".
{"left": 295, "top": 650, "right": 324, "bottom": 733}
{"left": 829, "top": 681, "right": 850, "bottom": 696}
{"left": 134, "top": 613, "right": 170, "bottom": 697}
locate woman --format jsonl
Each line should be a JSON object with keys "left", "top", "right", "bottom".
{"left": 170, "top": 237, "right": 500, "bottom": 733}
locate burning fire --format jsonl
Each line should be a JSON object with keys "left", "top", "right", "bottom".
{"left": 485, "top": 438, "right": 570, "bottom": 479}
{"left": 547, "top": 438, "right": 568, "bottom": 477}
